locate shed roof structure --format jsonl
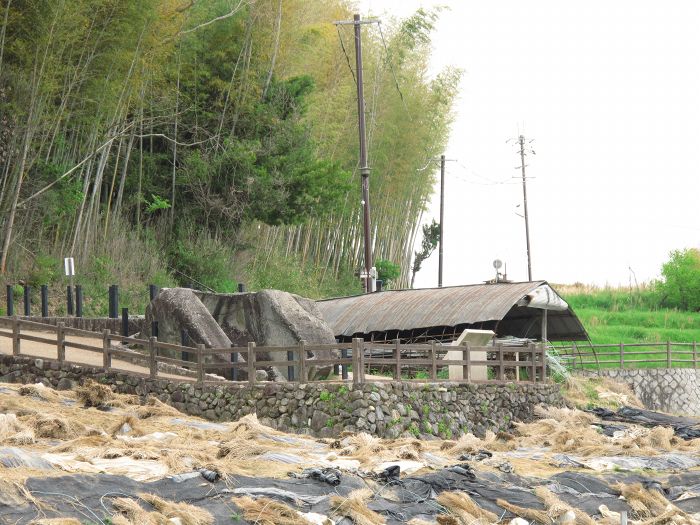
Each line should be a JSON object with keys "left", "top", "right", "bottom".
{"left": 317, "top": 281, "right": 588, "bottom": 342}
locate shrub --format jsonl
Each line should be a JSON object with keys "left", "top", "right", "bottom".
{"left": 656, "top": 248, "right": 700, "bottom": 311}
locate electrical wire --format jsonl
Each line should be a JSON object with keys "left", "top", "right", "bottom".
{"left": 377, "top": 21, "right": 412, "bottom": 119}
{"left": 336, "top": 25, "right": 357, "bottom": 86}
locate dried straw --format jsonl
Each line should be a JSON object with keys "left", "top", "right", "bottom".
{"left": 329, "top": 488, "right": 385, "bottom": 525}
{"left": 436, "top": 491, "right": 498, "bottom": 524}
{"left": 75, "top": 378, "right": 113, "bottom": 407}
{"left": 232, "top": 496, "right": 315, "bottom": 525}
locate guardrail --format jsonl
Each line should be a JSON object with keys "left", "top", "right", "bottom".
{"left": 0, "top": 316, "right": 548, "bottom": 385}
{"left": 554, "top": 341, "right": 699, "bottom": 370}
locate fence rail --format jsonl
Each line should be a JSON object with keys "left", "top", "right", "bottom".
{"left": 0, "top": 316, "right": 548, "bottom": 385}
{"left": 554, "top": 341, "right": 699, "bottom": 370}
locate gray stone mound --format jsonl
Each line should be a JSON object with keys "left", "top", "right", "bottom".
{"left": 144, "top": 288, "right": 337, "bottom": 380}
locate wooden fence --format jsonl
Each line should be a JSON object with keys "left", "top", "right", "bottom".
{"left": 553, "top": 341, "right": 699, "bottom": 370}
{"left": 0, "top": 317, "right": 548, "bottom": 385}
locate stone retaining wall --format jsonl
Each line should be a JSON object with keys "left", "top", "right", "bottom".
{"left": 595, "top": 368, "right": 700, "bottom": 416}
{"left": 0, "top": 355, "right": 563, "bottom": 438}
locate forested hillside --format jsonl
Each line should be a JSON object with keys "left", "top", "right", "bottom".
{"left": 0, "top": 0, "right": 459, "bottom": 311}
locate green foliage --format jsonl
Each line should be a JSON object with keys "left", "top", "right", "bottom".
{"left": 411, "top": 220, "right": 440, "bottom": 287}
{"left": 657, "top": 248, "right": 700, "bottom": 311}
{"left": 408, "top": 423, "right": 420, "bottom": 438}
{"left": 27, "top": 255, "right": 60, "bottom": 286}
{"left": 318, "top": 390, "right": 333, "bottom": 402}
{"left": 375, "top": 259, "right": 401, "bottom": 288}
{"left": 145, "top": 194, "right": 171, "bottom": 214}
{"left": 169, "top": 234, "right": 236, "bottom": 293}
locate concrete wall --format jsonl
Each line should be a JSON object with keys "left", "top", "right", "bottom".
{"left": 596, "top": 368, "right": 700, "bottom": 416}
{"left": 0, "top": 354, "right": 563, "bottom": 439}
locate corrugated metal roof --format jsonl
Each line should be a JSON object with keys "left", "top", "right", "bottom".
{"left": 318, "top": 281, "right": 555, "bottom": 337}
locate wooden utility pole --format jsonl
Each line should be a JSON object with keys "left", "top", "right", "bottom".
{"left": 518, "top": 135, "right": 533, "bottom": 281}
{"left": 335, "top": 14, "right": 378, "bottom": 292}
{"left": 438, "top": 154, "right": 445, "bottom": 287}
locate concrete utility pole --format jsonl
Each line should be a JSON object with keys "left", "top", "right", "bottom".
{"left": 438, "top": 154, "right": 445, "bottom": 288}
{"left": 353, "top": 14, "right": 373, "bottom": 293}
{"left": 335, "top": 14, "right": 379, "bottom": 292}
{"left": 518, "top": 135, "right": 533, "bottom": 281}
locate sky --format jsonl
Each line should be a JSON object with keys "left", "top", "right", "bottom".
{"left": 357, "top": 0, "right": 700, "bottom": 288}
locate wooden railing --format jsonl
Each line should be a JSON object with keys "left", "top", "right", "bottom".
{"left": 553, "top": 341, "right": 699, "bottom": 370}
{"left": 0, "top": 317, "right": 548, "bottom": 385}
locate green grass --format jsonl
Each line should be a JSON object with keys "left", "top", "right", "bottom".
{"left": 564, "top": 291, "right": 700, "bottom": 345}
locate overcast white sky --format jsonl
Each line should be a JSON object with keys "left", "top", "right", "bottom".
{"left": 358, "top": 0, "right": 700, "bottom": 288}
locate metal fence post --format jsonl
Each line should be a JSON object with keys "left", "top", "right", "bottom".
{"left": 40, "top": 285, "right": 48, "bottom": 318}
{"left": 247, "top": 342, "right": 256, "bottom": 385}
{"left": 6, "top": 285, "right": 13, "bottom": 316}
{"left": 667, "top": 341, "right": 672, "bottom": 368}
{"left": 23, "top": 285, "right": 30, "bottom": 317}
{"left": 75, "top": 285, "right": 83, "bottom": 317}
{"left": 66, "top": 285, "right": 74, "bottom": 316}
{"left": 102, "top": 329, "right": 112, "bottom": 371}
{"left": 56, "top": 322, "right": 65, "bottom": 362}
{"left": 149, "top": 284, "right": 158, "bottom": 302}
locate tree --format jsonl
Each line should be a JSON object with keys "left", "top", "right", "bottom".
{"left": 376, "top": 259, "right": 400, "bottom": 288}
{"left": 411, "top": 220, "right": 440, "bottom": 288}
{"left": 656, "top": 248, "right": 700, "bottom": 311}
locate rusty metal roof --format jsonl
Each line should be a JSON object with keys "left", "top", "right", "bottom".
{"left": 317, "top": 281, "right": 587, "bottom": 340}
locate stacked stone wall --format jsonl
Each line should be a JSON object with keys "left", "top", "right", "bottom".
{"left": 0, "top": 355, "right": 563, "bottom": 438}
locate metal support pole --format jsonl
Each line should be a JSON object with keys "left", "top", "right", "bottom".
{"left": 438, "top": 154, "right": 445, "bottom": 287}
{"left": 75, "top": 285, "right": 83, "bottom": 317}
{"left": 23, "top": 285, "right": 30, "bottom": 317}
{"left": 66, "top": 285, "right": 74, "bottom": 316}
{"left": 237, "top": 283, "right": 246, "bottom": 293}
{"left": 149, "top": 284, "right": 158, "bottom": 302}
{"left": 519, "top": 135, "right": 533, "bottom": 281}
{"left": 40, "top": 285, "right": 48, "bottom": 318}
{"left": 353, "top": 14, "right": 373, "bottom": 293}
{"left": 6, "top": 285, "right": 13, "bottom": 316}
{"left": 341, "top": 348, "right": 349, "bottom": 380}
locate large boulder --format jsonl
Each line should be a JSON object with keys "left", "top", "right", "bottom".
{"left": 145, "top": 288, "right": 337, "bottom": 380}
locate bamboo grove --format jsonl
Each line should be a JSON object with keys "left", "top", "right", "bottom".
{"left": 0, "top": 0, "right": 459, "bottom": 301}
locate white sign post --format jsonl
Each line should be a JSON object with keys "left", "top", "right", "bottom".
{"left": 63, "top": 258, "right": 75, "bottom": 277}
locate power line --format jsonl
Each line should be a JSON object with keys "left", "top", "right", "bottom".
{"left": 377, "top": 21, "right": 411, "bottom": 119}
{"left": 336, "top": 25, "right": 357, "bottom": 86}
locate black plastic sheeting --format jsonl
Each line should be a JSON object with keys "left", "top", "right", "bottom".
{"left": 589, "top": 406, "right": 700, "bottom": 440}
{"left": 2, "top": 466, "right": 699, "bottom": 524}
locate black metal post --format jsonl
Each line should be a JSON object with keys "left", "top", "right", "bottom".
{"left": 107, "top": 285, "right": 114, "bottom": 318}
{"left": 151, "top": 320, "right": 159, "bottom": 338}
{"left": 75, "top": 285, "right": 83, "bottom": 317}
{"left": 376, "top": 280, "right": 383, "bottom": 292}
{"left": 41, "top": 285, "right": 48, "bottom": 317}
{"left": 23, "top": 285, "right": 30, "bottom": 316}
{"left": 6, "top": 285, "right": 13, "bottom": 316}
{"left": 108, "top": 284, "right": 119, "bottom": 319}
{"left": 237, "top": 283, "right": 246, "bottom": 293}
{"left": 66, "top": 285, "right": 74, "bottom": 316}
{"left": 121, "top": 308, "right": 129, "bottom": 338}
{"left": 149, "top": 284, "right": 158, "bottom": 302}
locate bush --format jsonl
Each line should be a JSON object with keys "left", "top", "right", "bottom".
{"left": 656, "top": 248, "right": 700, "bottom": 311}
{"left": 376, "top": 259, "right": 401, "bottom": 288}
